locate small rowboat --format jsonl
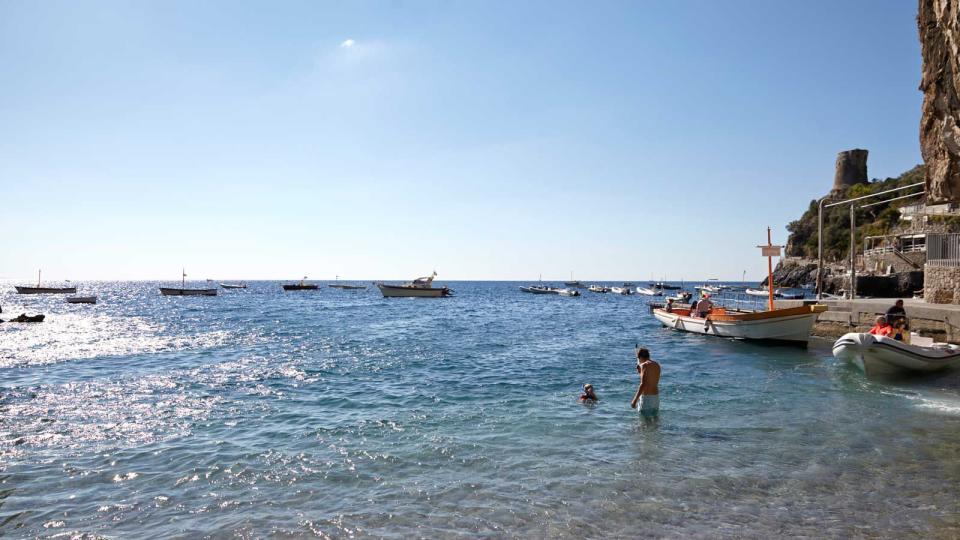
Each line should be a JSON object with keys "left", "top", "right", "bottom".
{"left": 66, "top": 296, "right": 97, "bottom": 304}
{"left": 832, "top": 333, "right": 960, "bottom": 375}
{"left": 220, "top": 282, "right": 247, "bottom": 289}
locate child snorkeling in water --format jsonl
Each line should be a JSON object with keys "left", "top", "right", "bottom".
{"left": 579, "top": 383, "right": 598, "bottom": 402}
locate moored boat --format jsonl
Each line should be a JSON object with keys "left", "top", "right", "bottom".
{"left": 745, "top": 288, "right": 770, "bottom": 297}
{"left": 651, "top": 228, "right": 827, "bottom": 344}
{"left": 520, "top": 285, "right": 558, "bottom": 294}
{"left": 557, "top": 288, "right": 581, "bottom": 297}
{"left": 588, "top": 285, "right": 609, "bottom": 293}
{"left": 329, "top": 284, "right": 367, "bottom": 290}
{"left": 649, "top": 282, "right": 681, "bottom": 291}
{"left": 636, "top": 286, "right": 662, "bottom": 296}
{"left": 220, "top": 282, "right": 247, "bottom": 289}
{"left": 283, "top": 277, "right": 318, "bottom": 291}
{"left": 66, "top": 296, "right": 97, "bottom": 304}
{"left": 160, "top": 269, "right": 218, "bottom": 296}
{"left": 610, "top": 286, "right": 632, "bottom": 295}
{"left": 377, "top": 272, "right": 451, "bottom": 298}
{"left": 832, "top": 332, "right": 960, "bottom": 375}
{"left": 15, "top": 270, "right": 76, "bottom": 294}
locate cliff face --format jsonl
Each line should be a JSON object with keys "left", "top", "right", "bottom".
{"left": 919, "top": 0, "right": 960, "bottom": 203}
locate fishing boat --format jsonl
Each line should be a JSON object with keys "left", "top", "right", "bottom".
{"left": 563, "top": 272, "right": 586, "bottom": 288}
{"left": 588, "top": 285, "right": 609, "bottom": 293}
{"left": 15, "top": 270, "right": 76, "bottom": 294}
{"left": 832, "top": 333, "right": 960, "bottom": 375}
{"left": 220, "top": 282, "right": 247, "bottom": 289}
{"left": 160, "top": 269, "right": 218, "bottom": 296}
{"left": 66, "top": 296, "right": 97, "bottom": 304}
{"left": 557, "top": 288, "right": 581, "bottom": 297}
{"left": 377, "top": 272, "right": 451, "bottom": 298}
{"left": 520, "top": 285, "right": 558, "bottom": 294}
{"left": 329, "top": 276, "right": 367, "bottom": 290}
{"left": 651, "top": 228, "right": 827, "bottom": 344}
{"left": 649, "top": 282, "right": 681, "bottom": 291}
{"left": 282, "top": 277, "right": 318, "bottom": 291}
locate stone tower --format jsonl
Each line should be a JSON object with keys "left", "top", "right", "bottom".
{"left": 832, "top": 149, "right": 869, "bottom": 194}
{"left": 919, "top": 0, "right": 960, "bottom": 204}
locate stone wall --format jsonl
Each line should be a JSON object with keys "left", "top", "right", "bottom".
{"left": 863, "top": 251, "right": 925, "bottom": 274}
{"left": 923, "top": 264, "right": 960, "bottom": 303}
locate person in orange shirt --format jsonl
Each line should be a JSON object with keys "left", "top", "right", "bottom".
{"left": 868, "top": 315, "right": 893, "bottom": 337}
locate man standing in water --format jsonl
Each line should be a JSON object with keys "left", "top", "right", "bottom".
{"left": 630, "top": 347, "right": 660, "bottom": 416}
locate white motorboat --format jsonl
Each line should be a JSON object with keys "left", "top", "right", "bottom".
{"left": 66, "top": 296, "right": 97, "bottom": 304}
{"left": 329, "top": 284, "right": 367, "bottom": 290}
{"left": 636, "top": 286, "right": 663, "bottom": 296}
{"left": 588, "top": 285, "right": 609, "bottom": 293}
{"left": 745, "top": 288, "right": 770, "bottom": 297}
{"left": 557, "top": 288, "right": 580, "bottom": 297}
{"left": 832, "top": 332, "right": 960, "bottom": 375}
{"left": 667, "top": 291, "right": 693, "bottom": 303}
{"left": 220, "top": 282, "right": 247, "bottom": 289}
{"left": 610, "top": 286, "right": 632, "bottom": 295}
{"left": 160, "top": 269, "right": 218, "bottom": 296}
{"left": 15, "top": 270, "right": 76, "bottom": 294}
{"left": 775, "top": 289, "right": 805, "bottom": 300}
{"left": 520, "top": 285, "right": 558, "bottom": 294}
{"left": 377, "top": 272, "right": 451, "bottom": 298}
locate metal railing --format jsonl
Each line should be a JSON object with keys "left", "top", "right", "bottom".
{"left": 863, "top": 244, "right": 927, "bottom": 256}
{"left": 927, "top": 233, "right": 960, "bottom": 267}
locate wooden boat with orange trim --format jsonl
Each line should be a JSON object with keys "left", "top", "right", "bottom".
{"left": 652, "top": 304, "right": 827, "bottom": 343}
{"left": 652, "top": 228, "right": 827, "bottom": 344}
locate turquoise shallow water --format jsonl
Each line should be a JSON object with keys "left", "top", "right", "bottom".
{"left": 1, "top": 281, "right": 959, "bottom": 538}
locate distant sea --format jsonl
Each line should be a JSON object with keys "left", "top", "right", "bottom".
{"left": 2, "top": 281, "right": 959, "bottom": 537}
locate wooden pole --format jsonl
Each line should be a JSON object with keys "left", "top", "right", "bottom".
{"left": 767, "top": 227, "right": 775, "bottom": 311}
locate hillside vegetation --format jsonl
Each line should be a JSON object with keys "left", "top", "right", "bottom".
{"left": 785, "top": 165, "right": 928, "bottom": 261}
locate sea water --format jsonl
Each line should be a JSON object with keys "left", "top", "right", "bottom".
{"left": 1, "top": 281, "right": 958, "bottom": 537}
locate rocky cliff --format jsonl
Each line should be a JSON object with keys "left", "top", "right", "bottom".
{"left": 919, "top": 0, "right": 960, "bottom": 203}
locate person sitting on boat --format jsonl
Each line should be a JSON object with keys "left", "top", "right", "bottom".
{"left": 579, "top": 383, "right": 598, "bottom": 402}
{"left": 694, "top": 294, "right": 713, "bottom": 318}
{"left": 891, "top": 319, "right": 911, "bottom": 343}
{"left": 868, "top": 315, "right": 893, "bottom": 337}
{"left": 664, "top": 298, "right": 675, "bottom": 313}
{"left": 885, "top": 299, "right": 907, "bottom": 326}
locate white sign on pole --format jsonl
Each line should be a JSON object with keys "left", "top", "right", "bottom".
{"left": 760, "top": 245, "right": 782, "bottom": 257}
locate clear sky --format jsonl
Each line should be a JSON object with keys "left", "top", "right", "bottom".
{"left": 0, "top": 0, "right": 923, "bottom": 282}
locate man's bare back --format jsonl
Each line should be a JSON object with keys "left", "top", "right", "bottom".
{"left": 630, "top": 347, "right": 661, "bottom": 415}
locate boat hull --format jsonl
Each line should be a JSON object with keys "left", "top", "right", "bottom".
{"left": 329, "top": 284, "right": 367, "bottom": 290}
{"left": 66, "top": 296, "right": 97, "bottom": 304}
{"left": 652, "top": 305, "right": 825, "bottom": 343}
{"left": 219, "top": 283, "right": 247, "bottom": 289}
{"left": 15, "top": 286, "right": 77, "bottom": 294}
{"left": 159, "top": 287, "right": 218, "bottom": 296}
{"left": 832, "top": 332, "right": 960, "bottom": 375}
{"left": 377, "top": 283, "right": 449, "bottom": 298}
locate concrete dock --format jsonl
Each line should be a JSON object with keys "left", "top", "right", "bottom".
{"left": 779, "top": 298, "right": 960, "bottom": 342}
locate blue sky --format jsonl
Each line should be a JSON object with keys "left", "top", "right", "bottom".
{"left": 0, "top": 0, "right": 922, "bottom": 281}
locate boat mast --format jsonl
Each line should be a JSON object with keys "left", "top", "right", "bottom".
{"left": 37, "top": 269, "right": 41, "bottom": 287}
{"left": 763, "top": 228, "right": 776, "bottom": 311}
{"left": 182, "top": 268, "right": 186, "bottom": 289}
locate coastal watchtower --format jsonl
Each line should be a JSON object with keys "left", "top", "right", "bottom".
{"left": 831, "top": 149, "right": 869, "bottom": 195}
